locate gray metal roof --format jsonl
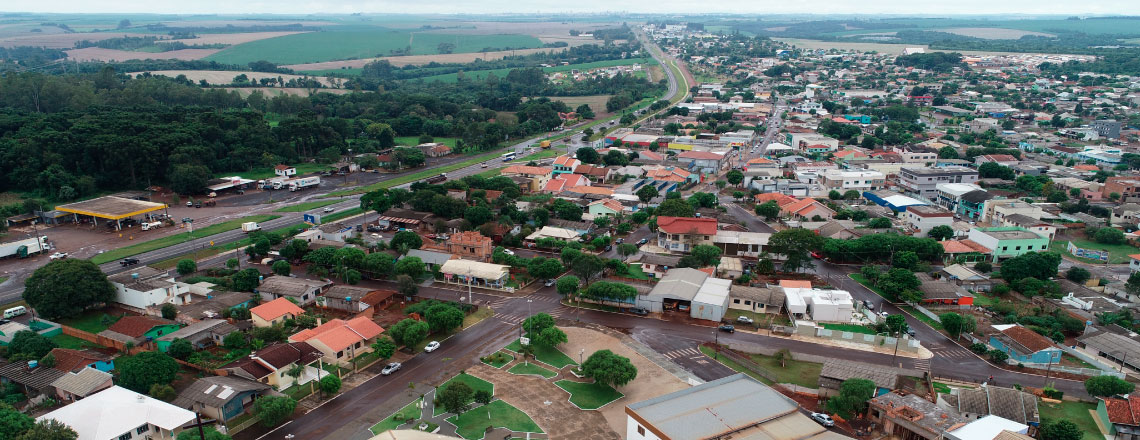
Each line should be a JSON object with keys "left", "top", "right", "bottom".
{"left": 819, "top": 360, "right": 921, "bottom": 390}
{"left": 156, "top": 319, "right": 237, "bottom": 342}
{"left": 0, "top": 362, "right": 65, "bottom": 391}
{"left": 405, "top": 249, "right": 454, "bottom": 266}
{"left": 172, "top": 375, "right": 271, "bottom": 410}
{"left": 626, "top": 373, "right": 799, "bottom": 439}
{"left": 645, "top": 268, "right": 708, "bottom": 301}
{"left": 51, "top": 368, "right": 112, "bottom": 397}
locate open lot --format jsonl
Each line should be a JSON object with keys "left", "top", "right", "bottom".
{"left": 1049, "top": 239, "right": 1139, "bottom": 264}
{"left": 1038, "top": 400, "right": 1101, "bottom": 440}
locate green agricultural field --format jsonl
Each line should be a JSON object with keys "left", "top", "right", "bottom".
{"left": 414, "top": 58, "right": 655, "bottom": 83}
{"left": 205, "top": 29, "right": 542, "bottom": 65}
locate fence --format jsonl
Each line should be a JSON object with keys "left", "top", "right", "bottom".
{"left": 59, "top": 325, "right": 151, "bottom": 354}
{"left": 1008, "top": 359, "right": 1123, "bottom": 378}
{"left": 907, "top": 302, "right": 943, "bottom": 323}
{"left": 1060, "top": 345, "right": 1124, "bottom": 374}
{"left": 707, "top": 344, "right": 779, "bottom": 383}
{"left": 726, "top": 340, "right": 833, "bottom": 365}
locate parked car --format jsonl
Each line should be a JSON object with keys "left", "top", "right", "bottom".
{"left": 906, "top": 328, "right": 916, "bottom": 337}
{"left": 629, "top": 307, "right": 649, "bottom": 316}
{"left": 120, "top": 258, "right": 140, "bottom": 267}
{"left": 615, "top": 238, "right": 624, "bottom": 244}
{"left": 810, "top": 413, "right": 834, "bottom": 427}
{"left": 481, "top": 163, "right": 488, "bottom": 168}
{"left": 367, "top": 225, "right": 381, "bottom": 232}
{"left": 637, "top": 238, "right": 649, "bottom": 245}
{"left": 323, "top": 207, "right": 335, "bottom": 213}
{"left": 863, "top": 300, "right": 875, "bottom": 310}
{"left": 49, "top": 252, "right": 68, "bottom": 260}
{"left": 186, "top": 201, "right": 193, "bottom": 207}
{"left": 381, "top": 362, "right": 402, "bottom": 375}
{"left": 544, "top": 279, "right": 556, "bottom": 287}
{"left": 718, "top": 324, "right": 735, "bottom": 333}
{"left": 424, "top": 341, "right": 440, "bottom": 353}
{"left": 736, "top": 316, "right": 754, "bottom": 325}
{"left": 879, "top": 311, "right": 890, "bottom": 319}
{"left": 501, "top": 249, "right": 515, "bottom": 256}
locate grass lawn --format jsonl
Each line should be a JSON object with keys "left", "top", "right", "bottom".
{"left": 554, "top": 380, "right": 624, "bottom": 410}
{"left": 972, "top": 292, "right": 1000, "bottom": 307}
{"left": 849, "top": 273, "right": 894, "bottom": 301}
{"left": 932, "top": 381, "right": 952, "bottom": 394}
{"left": 901, "top": 305, "right": 945, "bottom": 331}
{"left": 482, "top": 351, "right": 514, "bottom": 369}
{"left": 58, "top": 309, "right": 121, "bottom": 334}
{"left": 624, "top": 263, "right": 650, "bottom": 280}
{"left": 508, "top": 362, "right": 557, "bottom": 379}
{"left": 504, "top": 339, "right": 578, "bottom": 369}
{"left": 1049, "top": 240, "right": 1138, "bottom": 264}
{"left": 320, "top": 207, "right": 364, "bottom": 223}
{"left": 50, "top": 333, "right": 105, "bottom": 350}
{"left": 434, "top": 373, "right": 494, "bottom": 417}
{"left": 395, "top": 136, "right": 458, "bottom": 148}
{"left": 370, "top": 398, "right": 423, "bottom": 434}
{"left": 1038, "top": 400, "right": 1101, "bottom": 440}
{"left": 216, "top": 163, "right": 331, "bottom": 180}
{"left": 327, "top": 150, "right": 502, "bottom": 197}
{"left": 446, "top": 400, "right": 543, "bottom": 440}
{"left": 273, "top": 200, "right": 338, "bottom": 212}
{"left": 821, "top": 323, "right": 877, "bottom": 335}
{"left": 90, "top": 215, "right": 281, "bottom": 264}
{"left": 700, "top": 345, "right": 823, "bottom": 388}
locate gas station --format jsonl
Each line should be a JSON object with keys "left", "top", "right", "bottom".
{"left": 55, "top": 196, "right": 169, "bottom": 231}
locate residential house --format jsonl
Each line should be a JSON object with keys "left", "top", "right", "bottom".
{"left": 645, "top": 167, "right": 697, "bottom": 185}
{"left": 501, "top": 165, "right": 554, "bottom": 192}
{"left": 727, "top": 285, "right": 784, "bottom": 314}
{"left": 638, "top": 268, "right": 731, "bottom": 321}
{"left": 288, "top": 317, "right": 384, "bottom": 366}
{"left": 416, "top": 142, "right": 452, "bottom": 157}
{"left": 656, "top": 216, "right": 718, "bottom": 253}
{"left": 989, "top": 324, "right": 1061, "bottom": 365}
{"left": 99, "top": 315, "right": 181, "bottom": 347}
{"left": 274, "top": 165, "right": 297, "bottom": 177}
{"left": 1077, "top": 330, "right": 1140, "bottom": 373}
{"left": 981, "top": 200, "right": 1044, "bottom": 227}
{"left": 940, "top": 264, "right": 995, "bottom": 292}
{"left": 819, "top": 170, "right": 885, "bottom": 192}
{"left": 1113, "top": 204, "right": 1140, "bottom": 227}
{"left": 546, "top": 219, "right": 595, "bottom": 236}
{"left": 0, "top": 361, "right": 64, "bottom": 399}
{"left": 783, "top": 287, "right": 855, "bottom": 323}
{"left": 975, "top": 154, "right": 1020, "bottom": 166}
{"left": 49, "top": 348, "right": 114, "bottom": 373}
{"left": 587, "top": 199, "right": 626, "bottom": 218}
{"left": 51, "top": 368, "right": 113, "bottom": 402}
{"left": 257, "top": 276, "right": 326, "bottom": 306}
{"left": 155, "top": 319, "right": 237, "bottom": 352}
{"left": 915, "top": 273, "right": 975, "bottom": 306}
{"left": 526, "top": 226, "right": 581, "bottom": 243}
{"left": 676, "top": 150, "right": 726, "bottom": 173}
{"left": 939, "top": 385, "right": 1040, "bottom": 426}
{"left": 37, "top": 386, "right": 196, "bottom": 440}
{"left": 251, "top": 297, "right": 306, "bottom": 328}
{"left": 627, "top": 253, "right": 680, "bottom": 278}
{"left": 897, "top": 167, "right": 980, "bottom": 199}
{"left": 780, "top": 197, "right": 835, "bottom": 220}
{"left": 172, "top": 376, "right": 272, "bottom": 423}
{"left": 1104, "top": 177, "right": 1140, "bottom": 200}
{"left": 376, "top": 208, "right": 437, "bottom": 232}
{"left": 785, "top": 132, "right": 840, "bottom": 153}
{"left": 1000, "top": 214, "right": 1057, "bottom": 241}
{"left": 406, "top": 249, "right": 455, "bottom": 272}
{"left": 868, "top": 392, "right": 968, "bottom": 440}
{"left": 170, "top": 290, "right": 254, "bottom": 324}
{"left": 224, "top": 342, "right": 323, "bottom": 388}
{"left": 442, "top": 230, "right": 494, "bottom": 262}
{"left": 905, "top": 205, "right": 954, "bottom": 237}
{"left": 940, "top": 239, "right": 994, "bottom": 263}
{"left": 711, "top": 231, "right": 770, "bottom": 258}
{"left": 1131, "top": 254, "right": 1140, "bottom": 274}
{"left": 945, "top": 416, "right": 1032, "bottom": 440}
{"left": 543, "top": 173, "right": 590, "bottom": 193}
{"left": 957, "top": 190, "right": 994, "bottom": 220}
{"left": 1096, "top": 394, "right": 1140, "bottom": 439}
{"left": 624, "top": 374, "right": 838, "bottom": 440}
{"left": 319, "top": 285, "right": 389, "bottom": 312}
{"left": 574, "top": 164, "right": 614, "bottom": 182}
{"left": 107, "top": 267, "right": 192, "bottom": 313}
{"left": 818, "top": 360, "right": 921, "bottom": 398}
{"left": 960, "top": 118, "right": 1000, "bottom": 134}
{"left": 967, "top": 227, "right": 1049, "bottom": 262}
{"left": 552, "top": 155, "right": 580, "bottom": 175}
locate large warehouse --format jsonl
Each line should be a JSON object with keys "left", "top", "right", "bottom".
{"left": 55, "top": 196, "right": 169, "bottom": 230}
{"left": 637, "top": 268, "right": 731, "bottom": 322}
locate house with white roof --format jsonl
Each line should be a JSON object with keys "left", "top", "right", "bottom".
{"left": 37, "top": 385, "right": 196, "bottom": 440}
{"left": 784, "top": 287, "right": 855, "bottom": 323}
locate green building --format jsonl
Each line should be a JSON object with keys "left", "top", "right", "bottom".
{"left": 966, "top": 227, "right": 1050, "bottom": 262}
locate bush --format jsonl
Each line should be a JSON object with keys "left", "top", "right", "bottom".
{"left": 176, "top": 259, "right": 197, "bottom": 276}
{"left": 969, "top": 343, "right": 988, "bottom": 355}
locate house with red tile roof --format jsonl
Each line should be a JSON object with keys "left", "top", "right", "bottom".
{"left": 552, "top": 155, "right": 581, "bottom": 175}
{"left": 743, "top": 157, "right": 776, "bottom": 171}
{"left": 587, "top": 199, "right": 626, "bottom": 217}
{"left": 779, "top": 197, "right": 835, "bottom": 220}
{"left": 1097, "top": 395, "right": 1140, "bottom": 438}
{"left": 974, "top": 154, "right": 1019, "bottom": 166}
{"left": 646, "top": 167, "right": 697, "bottom": 184}
{"left": 754, "top": 193, "right": 796, "bottom": 206}
{"left": 573, "top": 164, "right": 613, "bottom": 182}
{"left": 989, "top": 324, "right": 1061, "bottom": 364}
{"left": 939, "top": 239, "right": 993, "bottom": 263}
{"left": 251, "top": 297, "right": 306, "bottom": 328}
{"left": 49, "top": 348, "right": 114, "bottom": 373}
{"left": 501, "top": 165, "right": 553, "bottom": 192}
{"left": 567, "top": 185, "right": 614, "bottom": 197}
{"left": 98, "top": 316, "right": 181, "bottom": 346}
{"left": 274, "top": 165, "right": 296, "bottom": 177}
{"left": 224, "top": 342, "right": 323, "bottom": 389}
{"left": 542, "top": 174, "right": 589, "bottom": 193}
{"left": 657, "top": 216, "right": 718, "bottom": 253}
{"left": 289, "top": 316, "right": 385, "bottom": 365}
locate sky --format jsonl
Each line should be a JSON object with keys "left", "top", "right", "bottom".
{"left": 11, "top": 0, "right": 1140, "bottom": 15}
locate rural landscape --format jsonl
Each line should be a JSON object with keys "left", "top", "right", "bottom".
{"left": 3, "top": 6, "right": 1140, "bottom": 440}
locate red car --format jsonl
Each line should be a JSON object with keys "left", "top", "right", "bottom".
{"left": 811, "top": 251, "right": 823, "bottom": 259}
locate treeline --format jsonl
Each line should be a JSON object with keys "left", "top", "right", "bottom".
{"left": 355, "top": 43, "right": 642, "bottom": 81}
{"left": 73, "top": 35, "right": 225, "bottom": 52}
{"left": 894, "top": 52, "right": 966, "bottom": 72}
{"left": 142, "top": 23, "right": 320, "bottom": 33}
{"left": 0, "top": 46, "right": 68, "bottom": 70}
{"left": 893, "top": 30, "right": 1134, "bottom": 55}
{"left": 1040, "top": 51, "right": 1140, "bottom": 76}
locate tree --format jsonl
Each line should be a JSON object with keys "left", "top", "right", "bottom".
{"left": 0, "top": 402, "right": 33, "bottom": 440}
{"left": 168, "top": 164, "right": 211, "bottom": 195}
{"left": 1038, "top": 419, "right": 1083, "bottom": 440}
{"left": 424, "top": 303, "right": 465, "bottom": 333}
{"left": 556, "top": 276, "right": 580, "bottom": 297}
{"left": 999, "top": 252, "right": 1061, "bottom": 283}
{"left": 690, "top": 245, "right": 723, "bottom": 267}
{"left": 928, "top": 225, "right": 954, "bottom": 241}
{"left": 149, "top": 383, "right": 177, "bottom": 401}
{"left": 527, "top": 257, "right": 564, "bottom": 281}
{"left": 885, "top": 314, "right": 909, "bottom": 335}
{"left": 867, "top": 218, "right": 892, "bottom": 229}
{"left": 824, "top": 378, "right": 876, "bottom": 419}
{"left": 575, "top": 104, "right": 595, "bottom": 119}
{"left": 657, "top": 198, "right": 695, "bottom": 217}
{"left": 987, "top": 349, "right": 1009, "bottom": 363}
{"left": 938, "top": 146, "right": 959, "bottom": 159}
{"left": 390, "top": 231, "right": 423, "bottom": 252}
{"left": 582, "top": 349, "right": 638, "bottom": 387}
{"left": 176, "top": 259, "right": 197, "bottom": 276}
{"left": 939, "top": 312, "right": 967, "bottom": 339}
{"left": 371, "top": 337, "right": 397, "bottom": 360}
{"left": 223, "top": 331, "right": 247, "bottom": 350}
{"left": 319, "top": 374, "right": 342, "bottom": 395}
{"left": 1095, "top": 227, "right": 1126, "bottom": 245}
{"left": 473, "top": 389, "right": 493, "bottom": 406}
{"left": 978, "top": 162, "right": 1016, "bottom": 180}
{"left": 167, "top": 338, "right": 194, "bottom": 360}
{"left": 464, "top": 205, "right": 493, "bottom": 227}
{"left": 575, "top": 147, "right": 599, "bottom": 164}
{"left": 522, "top": 313, "right": 556, "bottom": 338}
{"left": 688, "top": 192, "right": 718, "bottom": 209}
{"left": 570, "top": 254, "right": 605, "bottom": 285}
{"left": 975, "top": 260, "right": 993, "bottom": 273}
{"left": 842, "top": 190, "right": 862, "bottom": 200}
{"left": 755, "top": 201, "right": 780, "bottom": 220}
{"left": 1085, "top": 375, "right": 1135, "bottom": 397}
{"left": 177, "top": 427, "right": 232, "bottom": 440}
{"left": 397, "top": 274, "right": 418, "bottom": 298}
{"left": 395, "top": 257, "right": 425, "bottom": 279}
{"left": 1066, "top": 267, "right": 1092, "bottom": 284}
{"left": 534, "top": 326, "right": 568, "bottom": 347}
{"left": 893, "top": 251, "right": 919, "bottom": 270}
{"left": 767, "top": 228, "right": 824, "bottom": 273}
{"left": 118, "top": 351, "right": 179, "bottom": 393}
{"left": 828, "top": 190, "right": 841, "bottom": 200}
{"left": 726, "top": 169, "right": 744, "bottom": 187}
{"left": 280, "top": 239, "right": 310, "bottom": 262}
{"left": 7, "top": 331, "right": 56, "bottom": 360}
{"left": 552, "top": 199, "right": 583, "bottom": 221}
{"left": 253, "top": 396, "right": 297, "bottom": 428}
{"left": 387, "top": 318, "right": 430, "bottom": 347}
{"left": 231, "top": 268, "right": 262, "bottom": 292}
{"left": 272, "top": 259, "right": 291, "bottom": 276}
{"left": 16, "top": 419, "right": 77, "bottom": 440}
{"left": 22, "top": 259, "right": 114, "bottom": 320}
{"left": 636, "top": 185, "right": 659, "bottom": 204}
{"left": 438, "top": 382, "right": 475, "bottom": 415}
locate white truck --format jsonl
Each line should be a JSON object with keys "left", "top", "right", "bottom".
{"left": 241, "top": 222, "right": 261, "bottom": 233}
{"left": 0, "top": 236, "right": 49, "bottom": 259}
{"left": 289, "top": 176, "right": 321, "bottom": 192}
{"left": 141, "top": 222, "right": 163, "bottom": 231}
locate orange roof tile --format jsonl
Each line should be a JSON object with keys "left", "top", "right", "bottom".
{"left": 251, "top": 297, "right": 306, "bottom": 322}
{"left": 569, "top": 186, "right": 613, "bottom": 196}
{"left": 502, "top": 165, "right": 553, "bottom": 176}
{"left": 779, "top": 280, "right": 812, "bottom": 289}
{"left": 657, "top": 216, "right": 718, "bottom": 235}
{"left": 290, "top": 316, "right": 384, "bottom": 353}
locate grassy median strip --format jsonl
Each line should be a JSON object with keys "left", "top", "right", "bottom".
{"left": 327, "top": 151, "right": 503, "bottom": 197}
{"left": 148, "top": 223, "right": 307, "bottom": 270}
{"left": 320, "top": 207, "right": 364, "bottom": 223}
{"left": 273, "top": 200, "right": 338, "bottom": 212}
{"left": 91, "top": 215, "right": 281, "bottom": 265}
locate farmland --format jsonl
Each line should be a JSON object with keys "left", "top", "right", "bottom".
{"left": 286, "top": 48, "right": 559, "bottom": 71}
{"left": 137, "top": 70, "right": 340, "bottom": 87}
{"left": 204, "top": 29, "right": 544, "bottom": 65}
{"left": 412, "top": 58, "right": 654, "bottom": 83}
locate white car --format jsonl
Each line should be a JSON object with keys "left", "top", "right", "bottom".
{"left": 381, "top": 362, "right": 402, "bottom": 375}
{"left": 736, "top": 316, "right": 754, "bottom": 325}
{"left": 810, "top": 413, "right": 834, "bottom": 427}
{"left": 501, "top": 249, "right": 515, "bottom": 256}
{"left": 49, "top": 252, "right": 68, "bottom": 260}
{"left": 424, "top": 341, "right": 440, "bottom": 352}
{"left": 322, "top": 207, "right": 335, "bottom": 213}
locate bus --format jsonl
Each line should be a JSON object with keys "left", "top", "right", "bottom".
{"left": 502, "top": 151, "right": 517, "bottom": 162}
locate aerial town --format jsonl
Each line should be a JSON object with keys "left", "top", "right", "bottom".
{"left": 2, "top": 11, "right": 1140, "bottom": 440}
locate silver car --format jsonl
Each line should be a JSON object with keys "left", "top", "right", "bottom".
{"left": 810, "top": 413, "right": 834, "bottom": 427}
{"left": 381, "top": 362, "right": 402, "bottom": 375}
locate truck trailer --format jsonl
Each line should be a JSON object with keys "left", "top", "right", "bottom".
{"left": 0, "top": 236, "right": 49, "bottom": 259}
{"left": 288, "top": 176, "right": 321, "bottom": 192}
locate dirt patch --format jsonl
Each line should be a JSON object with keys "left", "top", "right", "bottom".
{"left": 282, "top": 47, "right": 563, "bottom": 70}
{"left": 559, "top": 326, "right": 688, "bottom": 434}
{"left": 138, "top": 70, "right": 339, "bottom": 87}
{"left": 0, "top": 32, "right": 135, "bottom": 49}
{"left": 65, "top": 47, "right": 221, "bottom": 62}
{"left": 939, "top": 27, "right": 1055, "bottom": 40}
{"left": 161, "top": 31, "right": 310, "bottom": 46}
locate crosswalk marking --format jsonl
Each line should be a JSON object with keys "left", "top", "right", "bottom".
{"left": 663, "top": 348, "right": 702, "bottom": 359}
{"left": 914, "top": 358, "right": 931, "bottom": 371}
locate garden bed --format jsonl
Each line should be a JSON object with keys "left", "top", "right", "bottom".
{"left": 553, "top": 380, "right": 624, "bottom": 410}
{"left": 504, "top": 339, "right": 577, "bottom": 369}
